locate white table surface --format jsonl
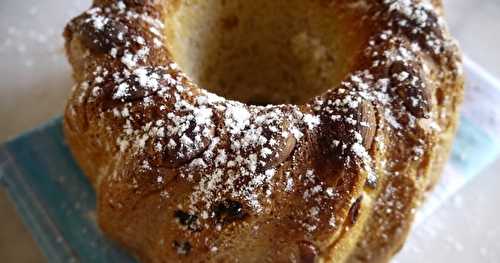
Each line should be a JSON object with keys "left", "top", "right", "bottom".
{"left": 1, "top": 0, "right": 499, "bottom": 262}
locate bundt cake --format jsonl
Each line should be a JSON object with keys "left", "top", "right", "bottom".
{"left": 63, "top": 0, "right": 463, "bottom": 262}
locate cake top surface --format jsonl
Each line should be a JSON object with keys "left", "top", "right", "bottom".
{"left": 64, "top": 0, "right": 462, "bottom": 259}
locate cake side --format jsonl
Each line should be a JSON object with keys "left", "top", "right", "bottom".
{"left": 63, "top": 0, "right": 463, "bottom": 262}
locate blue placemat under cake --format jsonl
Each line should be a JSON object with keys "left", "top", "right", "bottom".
{"left": 1, "top": 57, "right": 500, "bottom": 262}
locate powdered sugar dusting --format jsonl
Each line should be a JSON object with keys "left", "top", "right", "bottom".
{"left": 65, "top": 0, "right": 462, "bottom": 257}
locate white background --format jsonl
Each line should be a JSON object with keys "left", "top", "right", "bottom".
{"left": 0, "top": 0, "right": 499, "bottom": 262}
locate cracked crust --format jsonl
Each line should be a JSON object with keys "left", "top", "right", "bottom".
{"left": 63, "top": 0, "right": 463, "bottom": 262}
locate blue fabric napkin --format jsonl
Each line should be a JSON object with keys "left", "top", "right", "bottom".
{"left": 1, "top": 58, "right": 499, "bottom": 262}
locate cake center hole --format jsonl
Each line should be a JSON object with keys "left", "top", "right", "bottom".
{"left": 166, "top": 0, "right": 370, "bottom": 105}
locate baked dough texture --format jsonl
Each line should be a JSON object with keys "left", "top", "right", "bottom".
{"left": 63, "top": 0, "right": 463, "bottom": 262}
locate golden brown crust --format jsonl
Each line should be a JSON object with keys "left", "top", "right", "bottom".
{"left": 63, "top": 0, "right": 463, "bottom": 262}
